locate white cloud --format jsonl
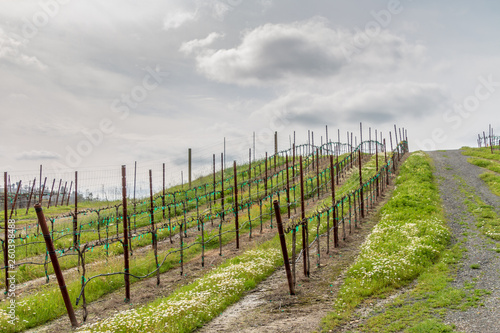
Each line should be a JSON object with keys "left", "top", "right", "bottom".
{"left": 180, "top": 32, "right": 224, "bottom": 55}
{"left": 163, "top": 9, "right": 199, "bottom": 30}
{"left": 0, "top": 28, "right": 47, "bottom": 70}
{"left": 183, "top": 17, "right": 426, "bottom": 86}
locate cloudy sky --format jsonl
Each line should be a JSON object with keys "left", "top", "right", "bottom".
{"left": 1, "top": 0, "right": 500, "bottom": 188}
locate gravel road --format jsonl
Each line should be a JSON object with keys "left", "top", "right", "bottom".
{"left": 428, "top": 150, "right": 500, "bottom": 333}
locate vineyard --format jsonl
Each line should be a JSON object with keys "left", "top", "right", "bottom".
{"left": 2, "top": 125, "right": 410, "bottom": 332}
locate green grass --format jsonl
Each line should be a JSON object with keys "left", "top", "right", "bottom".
{"left": 333, "top": 226, "right": 490, "bottom": 332}
{"left": 461, "top": 146, "right": 500, "bottom": 162}
{"left": 356, "top": 244, "right": 464, "bottom": 332}
{"left": 464, "top": 154, "right": 500, "bottom": 197}
{"left": 470, "top": 263, "right": 480, "bottom": 269}
{"left": 479, "top": 172, "right": 500, "bottom": 197}
{"left": 454, "top": 175, "right": 500, "bottom": 240}
{"left": 321, "top": 152, "right": 451, "bottom": 331}
{"left": 466, "top": 157, "right": 500, "bottom": 173}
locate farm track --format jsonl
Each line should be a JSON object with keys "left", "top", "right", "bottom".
{"left": 430, "top": 150, "right": 500, "bottom": 333}
{"left": 22, "top": 155, "right": 365, "bottom": 332}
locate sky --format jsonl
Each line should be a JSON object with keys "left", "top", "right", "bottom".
{"left": 1, "top": 0, "right": 499, "bottom": 195}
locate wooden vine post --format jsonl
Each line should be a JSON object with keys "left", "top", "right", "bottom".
{"left": 35, "top": 204, "right": 79, "bottom": 328}
{"left": 273, "top": 200, "right": 295, "bottom": 295}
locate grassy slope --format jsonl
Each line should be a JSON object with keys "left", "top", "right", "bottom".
{"left": 321, "top": 152, "right": 451, "bottom": 330}
{"left": 462, "top": 146, "right": 500, "bottom": 197}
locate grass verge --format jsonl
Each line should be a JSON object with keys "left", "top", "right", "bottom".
{"left": 321, "top": 151, "right": 451, "bottom": 331}
{"left": 454, "top": 175, "right": 500, "bottom": 240}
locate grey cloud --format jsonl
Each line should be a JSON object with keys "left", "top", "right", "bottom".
{"left": 252, "top": 81, "right": 450, "bottom": 127}
{"left": 185, "top": 17, "right": 426, "bottom": 86}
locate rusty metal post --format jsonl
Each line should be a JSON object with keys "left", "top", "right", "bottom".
{"left": 384, "top": 139, "right": 389, "bottom": 185}
{"left": 188, "top": 148, "right": 192, "bottom": 188}
{"left": 326, "top": 210, "right": 330, "bottom": 254}
{"left": 330, "top": 155, "right": 338, "bottom": 247}
{"left": 66, "top": 181, "right": 73, "bottom": 206}
{"left": 265, "top": 152, "right": 268, "bottom": 197}
{"left": 73, "top": 172, "right": 78, "bottom": 249}
{"left": 4, "top": 172, "right": 9, "bottom": 293}
{"left": 286, "top": 153, "right": 290, "bottom": 218}
{"left": 274, "top": 131, "right": 278, "bottom": 172}
{"left": 60, "top": 181, "right": 67, "bottom": 208}
{"left": 220, "top": 153, "right": 224, "bottom": 256}
{"left": 39, "top": 177, "right": 47, "bottom": 205}
{"left": 299, "top": 156, "right": 309, "bottom": 277}
{"left": 47, "top": 178, "right": 55, "bottom": 208}
{"left": 360, "top": 122, "right": 363, "bottom": 153}
{"left": 292, "top": 227, "right": 296, "bottom": 286}
{"left": 35, "top": 204, "right": 79, "bottom": 328}
{"left": 249, "top": 148, "right": 252, "bottom": 201}
{"left": 38, "top": 165, "right": 42, "bottom": 201}
{"left": 316, "top": 149, "right": 320, "bottom": 199}
{"left": 274, "top": 200, "right": 295, "bottom": 295}
{"left": 149, "top": 170, "right": 155, "bottom": 250}
{"left": 354, "top": 190, "right": 358, "bottom": 228}
{"left": 293, "top": 143, "right": 296, "bottom": 214}
{"left": 212, "top": 154, "right": 216, "bottom": 218}
{"left": 233, "top": 161, "right": 239, "bottom": 249}
{"left": 25, "top": 177, "right": 36, "bottom": 214}
{"left": 121, "top": 166, "right": 130, "bottom": 302}
{"left": 54, "top": 179, "right": 62, "bottom": 208}
{"left": 490, "top": 125, "right": 493, "bottom": 153}
{"left": 163, "top": 163, "right": 166, "bottom": 220}
{"left": 221, "top": 153, "right": 224, "bottom": 221}
{"left": 399, "top": 127, "right": 403, "bottom": 150}
{"left": 375, "top": 131, "right": 379, "bottom": 197}
{"left": 9, "top": 180, "right": 21, "bottom": 220}
{"left": 149, "top": 169, "right": 160, "bottom": 285}
{"left": 394, "top": 125, "right": 400, "bottom": 161}
{"left": 358, "top": 149, "right": 364, "bottom": 219}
